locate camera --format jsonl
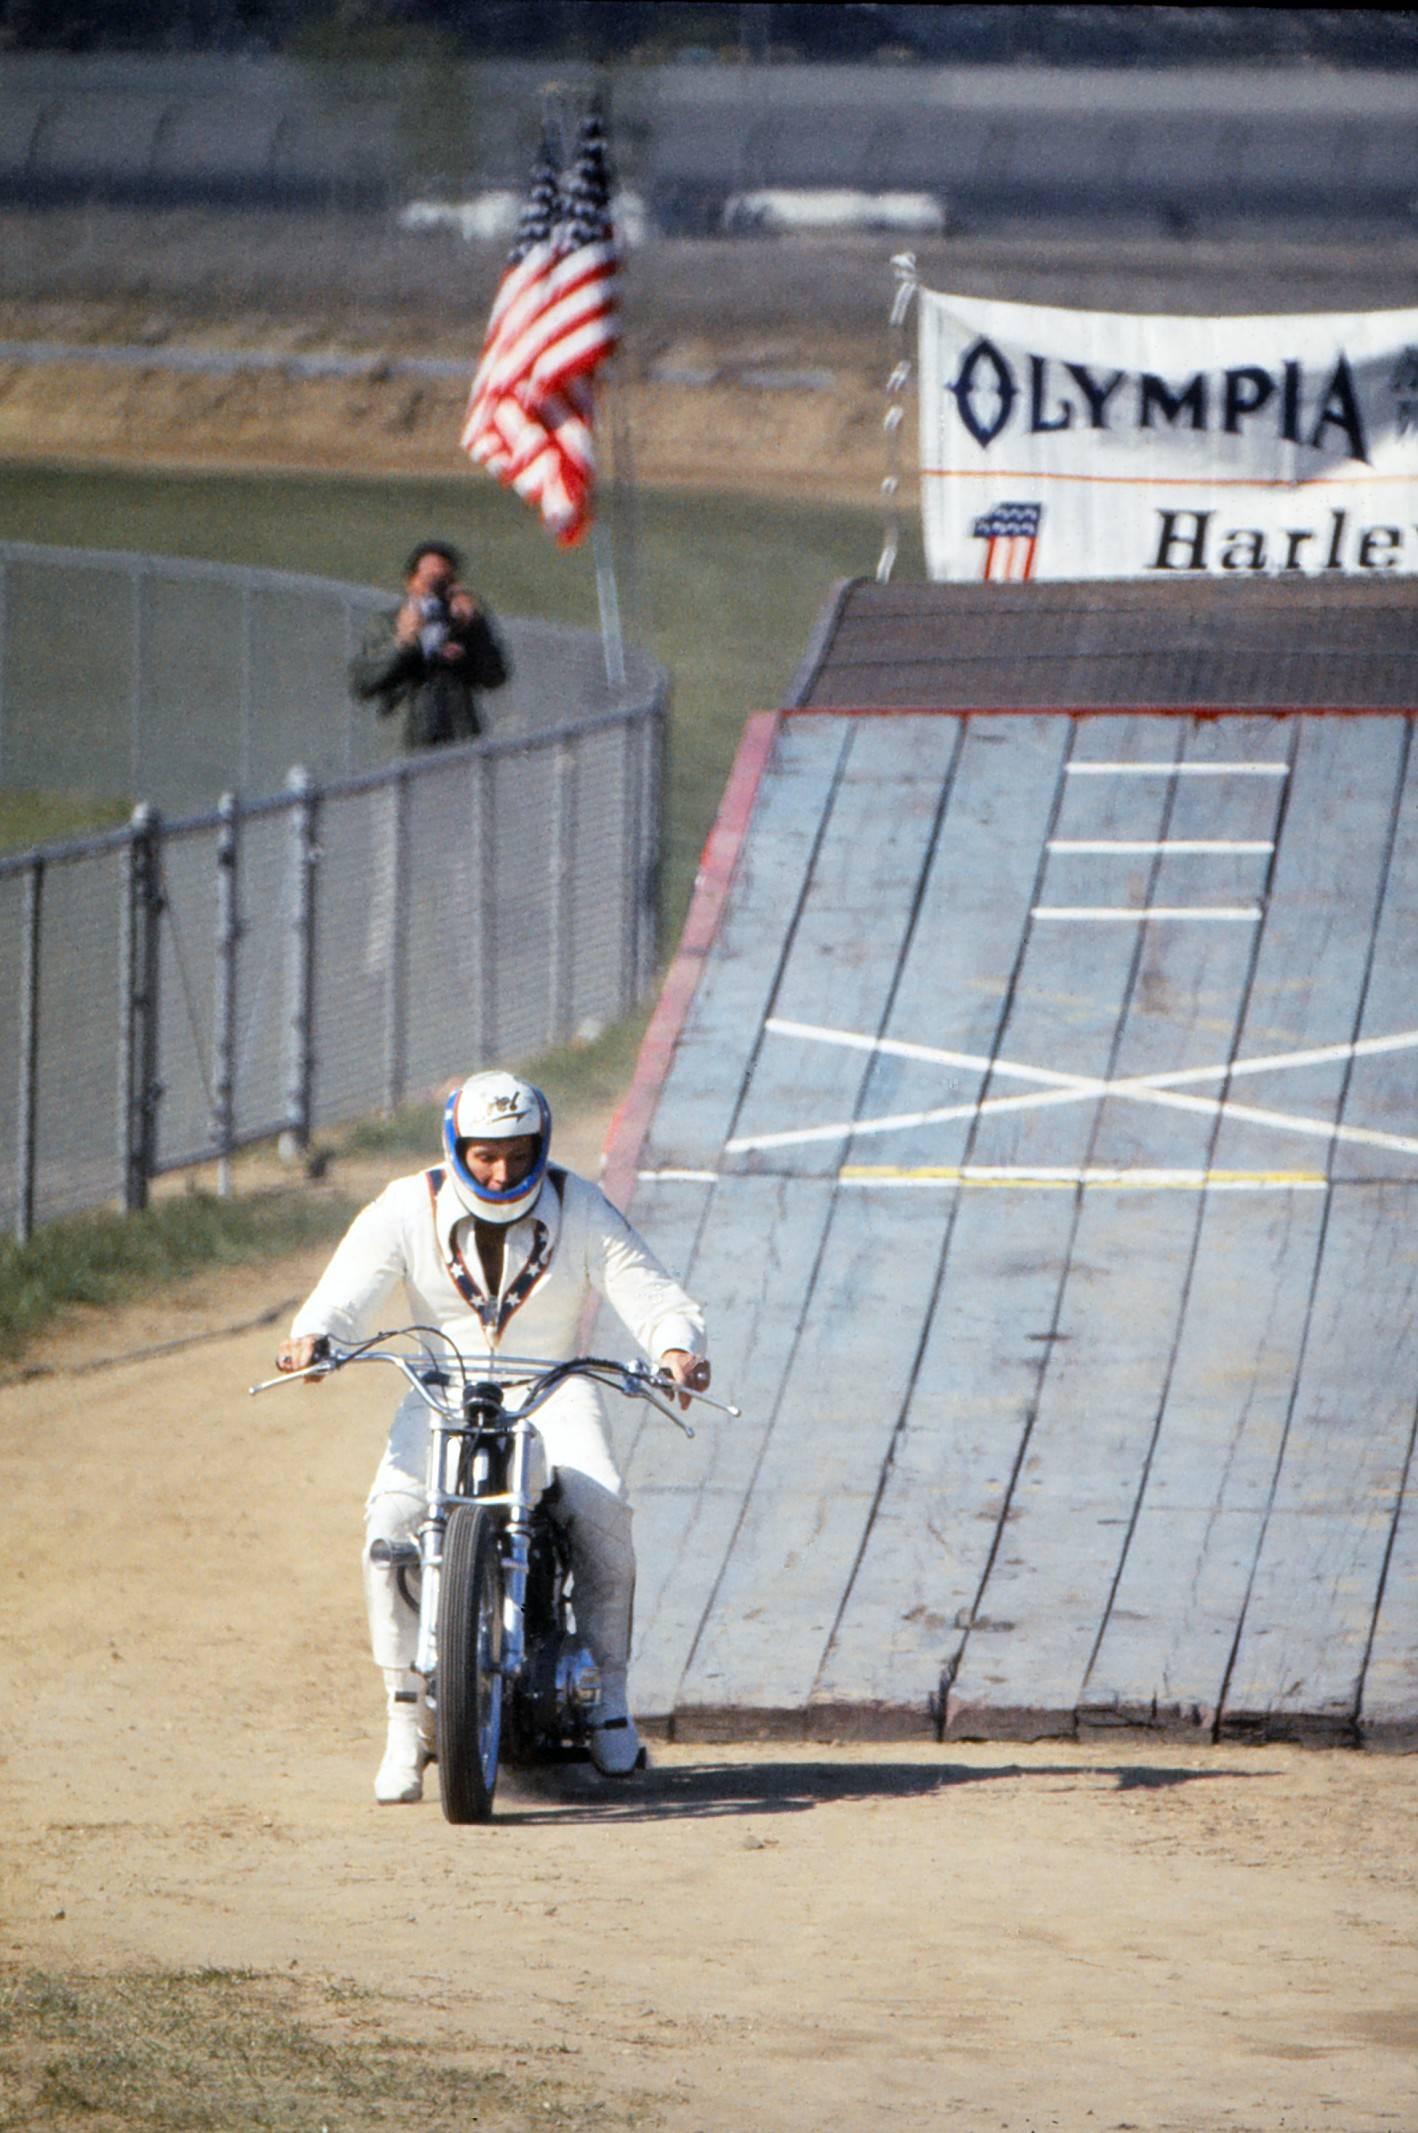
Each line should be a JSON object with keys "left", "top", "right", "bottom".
{"left": 417, "top": 594, "right": 451, "bottom": 658}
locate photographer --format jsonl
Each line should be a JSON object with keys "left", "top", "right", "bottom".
{"left": 351, "top": 540, "right": 509, "bottom": 751}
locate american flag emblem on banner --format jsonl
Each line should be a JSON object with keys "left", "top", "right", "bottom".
{"left": 461, "top": 108, "right": 620, "bottom": 548}
{"left": 972, "top": 501, "right": 1044, "bottom": 582}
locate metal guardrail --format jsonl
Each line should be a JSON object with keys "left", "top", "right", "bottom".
{"left": 1, "top": 706, "right": 664, "bottom": 1241}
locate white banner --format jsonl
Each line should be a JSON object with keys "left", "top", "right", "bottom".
{"left": 918, "top": 288, "right": 1418, "bottom": 582}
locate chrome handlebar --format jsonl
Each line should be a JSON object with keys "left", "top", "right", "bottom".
{"left": 249, "top": 1336, "right": 739, "bottom": 1438}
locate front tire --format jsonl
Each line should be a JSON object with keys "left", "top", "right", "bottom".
{"left": 437, "top": 1506, "right": 503, "bottom": 1823}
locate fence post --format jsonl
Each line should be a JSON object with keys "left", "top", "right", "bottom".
{"left": 119, "top": 803, "right": 164, "bottom": 1214}
{"left": 239, "top": 581, "right": 256, "bottom": 794}
{"left": 620, "top": 714, "right": 643, "bottom": 1018}
{"left": 548, "top": 738, "right": 576, "bottom": 1046}
{"left": 212, "top": 790, "right": 240, "bottom": 1196}
{"left": 130, "top": 562, "right": 147, "bottom": 797}
{"left": 383, "top": 764, "right": 409, "bottom": 1112}
{"left": 343, "top": 598, "right": 362, "bottom": 774}
{"left": 639, "top": 701, "right": 664, "bottom": 992}
{"left": 284, "top": 766, "right": 319, "bottom": 1154}
{"left": 15, "top": 855, "right": 43, "bottom": 1243}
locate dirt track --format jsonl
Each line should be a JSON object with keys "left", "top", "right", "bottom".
{"left": 3, "top": 1117, "right": 1417, "bottom": 2132}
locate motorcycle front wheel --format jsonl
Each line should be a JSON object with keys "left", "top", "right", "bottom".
{"left": 436, "top": 1505, "right": 504, "bottom": 1822}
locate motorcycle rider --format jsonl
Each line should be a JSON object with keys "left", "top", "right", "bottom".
{"left": 276, "top": 1070, "right": 710, "bottom": 1802}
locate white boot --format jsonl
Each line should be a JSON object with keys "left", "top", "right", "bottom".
{"left": 587, "top": 1670, "right": 644, "bottom": 1777}
{"left": 375, "top": 1669, "right": 428, "bottom": 1804}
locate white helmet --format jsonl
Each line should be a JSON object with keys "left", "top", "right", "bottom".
{"left": 442, "top": 1070, "right": 552, "bottom": 1225}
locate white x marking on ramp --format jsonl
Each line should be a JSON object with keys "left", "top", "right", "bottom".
{"left": 719, "top": 1019, "right": 1418, "bottom": 1161}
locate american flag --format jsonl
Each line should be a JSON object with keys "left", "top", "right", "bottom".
{"left": 972, "top": 501, "right": 1044, "bottom": 582}
{"left": 461, "top": 110, "right": 621, "bottom": 549}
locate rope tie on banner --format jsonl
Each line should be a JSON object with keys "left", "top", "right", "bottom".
{"left": 878, "top": 252, "right": 920, "bottom": 584}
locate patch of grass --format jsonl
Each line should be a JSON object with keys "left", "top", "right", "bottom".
{"left": 0, "top": 1965, "right": 646, "bottom": 2132}
{"left": 0, "top": 461, "right": 882, "bottom": 940}
{"left": 0, "top": 786, "right": 130, "bottom": 855}
{"left": 0, "top": 1182, "right": 361, "bottom": 1358}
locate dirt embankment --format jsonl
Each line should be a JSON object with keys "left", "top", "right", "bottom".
{"left": 0, "top": 294, "right": 890, "bottom": 504}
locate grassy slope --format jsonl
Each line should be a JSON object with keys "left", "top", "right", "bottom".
{"left": 0, "top": 462, "right": 881, "bottom": 1348}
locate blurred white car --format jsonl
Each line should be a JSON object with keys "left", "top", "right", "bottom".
{"left": 399, "top": 190, "right": 647, "bottom": 246}
{"left": 722, "top": 188, "right": 946, "bottom": 235}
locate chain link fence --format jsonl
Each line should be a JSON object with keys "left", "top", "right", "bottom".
{"left": 0, "top": 541, "right": 656, "bottom": 813}
{"left": 1, "top": 708, "right": 663, "bottom": 1240}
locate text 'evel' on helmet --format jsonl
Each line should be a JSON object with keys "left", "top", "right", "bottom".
{"left": 442, "top": 1070, "right": 552, "bottom": 1225}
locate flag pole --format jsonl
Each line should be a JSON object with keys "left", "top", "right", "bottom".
{"left": 590, "top": 81, "right": 628, "bottom": 695}
{"left": 592, "top": 504, "right": 627, "bottom": 693}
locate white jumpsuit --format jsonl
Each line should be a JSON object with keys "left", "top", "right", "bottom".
{"left": 288, "top": 1162, "right": 706, "bottom": 1692}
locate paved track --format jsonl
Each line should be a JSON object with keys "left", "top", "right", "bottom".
{"left": 599, "top": 647, "right": 1417, "bottom": 1745}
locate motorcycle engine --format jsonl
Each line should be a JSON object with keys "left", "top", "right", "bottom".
{"left": 523, "top": 1633, "right": 601, "bottom": 1738}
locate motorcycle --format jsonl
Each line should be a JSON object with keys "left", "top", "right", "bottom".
{"left": 251, "top": 1330, "right": 736, "bottom": 1822}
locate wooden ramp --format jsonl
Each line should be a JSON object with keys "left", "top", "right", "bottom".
{"left": 598, "top": 587, "right": 1418, "bottom": 1748}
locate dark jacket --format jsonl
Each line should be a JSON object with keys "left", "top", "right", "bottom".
{"left": 351, "top": 603, "right": 510, "bottom": 750}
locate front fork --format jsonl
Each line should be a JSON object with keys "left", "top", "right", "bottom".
{"left": 412, "top": 1516, "right": 442, "bottom": 1684}
{"left": 413, "top": 1417, "right": 534, "bottom": 1686}
{"left": 500, "top": 1424, "right": 534, "bottom": 1678}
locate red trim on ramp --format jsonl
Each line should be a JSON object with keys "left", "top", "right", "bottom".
{"left": 601, "top": 710, "right": 782, "bottom": 1209}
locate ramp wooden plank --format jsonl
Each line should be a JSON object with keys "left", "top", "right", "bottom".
{"left": 945, "top": 1192, "right": 1209, "bottom": 1734}
{"left": 1079, "top": 1191, "right": 1329, "bottom": 1730}
{"left": 811, "top": 1189, "right": 1079, "bottom": 1717}
{"left": 1361, "top": 1468, "right": 1418, "bottom": 1747}
{"left": 1220, "top": 1179, "right": 1418, "bottom": 1741}
{"left": 848, "top": 714, "right": 1071, "bottom": 1170}
{"left": 676, "top": 1188, "right": 956, "bottom": 1719}
{"left": 1207, "top": 715, "right": 1409, "bottom": 1178}
{"left": 643, "top": 717, "right": 848, "bottom": 1174}
{"left": 619, "top": 1176, "right": 836, "bottom": 1720}
{"left": 1328, "top": 725, "right": 1418, "bottom": 1179}
{"left": 590, "top": 1175, "right": 713, "bottom": 1475}
{"left": 967, "top": 714, "right": 1185, "bottom": 1177}
{"left": 1070, "top": 719, "right": 1287, "bottom": 1171}
{"left": 727, "top": 717, "right": 961, "bottom": 1178}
